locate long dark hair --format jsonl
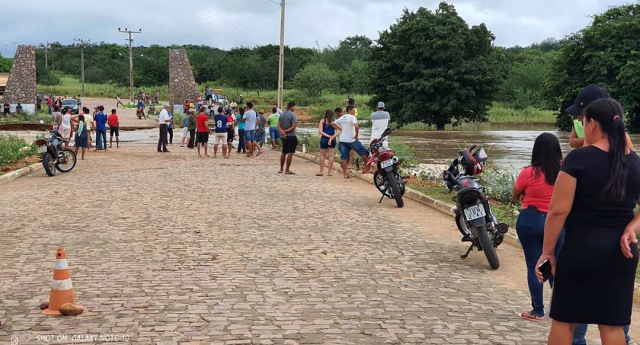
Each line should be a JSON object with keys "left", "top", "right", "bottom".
{"left": 531, "top": 133, "right": 562, "bottom": 185}
{"left": 585, "top": 98, "right": 628, "bottom": 200}
{"left": 323, "top": 109, "right": 334, "bottom": 126}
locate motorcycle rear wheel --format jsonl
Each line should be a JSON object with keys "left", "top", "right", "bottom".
{"left": 55, "top": 149, "right": 77, "bottom": 173}
{"left": 42, "top": 154, "right": 56, "bottom": 177}
{"left": 476, "top": 224, "right": 500, "bottom": 270}
{"left": 386, "top": 171, "right": 405, "bottom": 208}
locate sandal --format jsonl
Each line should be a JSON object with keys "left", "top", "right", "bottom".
{"left": 520, "top": 311, "right": 545, "bottom": 322}
{"left": 316, "top": 173, "right": 324, "bottom": 176}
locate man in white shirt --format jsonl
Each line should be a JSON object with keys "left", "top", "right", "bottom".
{"left": 332, "top": 105, "right": 368, "bottom": 178}
{"left": 370, "top": 101, "right": 391, "bottom": 149}
{"left": 158, "top": 104, "right": 172, "bottom": 153}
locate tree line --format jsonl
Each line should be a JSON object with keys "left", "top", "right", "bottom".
{"left": 5, "top": 1, "right": 638, "bottom": 131}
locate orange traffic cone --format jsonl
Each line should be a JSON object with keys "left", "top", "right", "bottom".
{"left": 43, "top": 247, "right": 80, "bottom": 315}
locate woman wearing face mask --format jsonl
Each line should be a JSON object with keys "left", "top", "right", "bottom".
{"left": 537, "top": 98, "right": 640, "bottom": 345}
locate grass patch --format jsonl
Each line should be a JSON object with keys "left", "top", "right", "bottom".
{"left": 399, "top": 103, "right": 556, "bottom": 131}
{"left": 0, "top": 135, "right": 37, "bottom": 169}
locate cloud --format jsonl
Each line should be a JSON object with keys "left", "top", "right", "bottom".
{"left": 0, "top": 0, "right": 631, "bottom": 56}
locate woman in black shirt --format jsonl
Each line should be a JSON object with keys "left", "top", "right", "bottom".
{"left": 536, "top": 98, "right": 639, "bottom": 344}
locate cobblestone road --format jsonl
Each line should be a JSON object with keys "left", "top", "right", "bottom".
{"left": 0, "top": 146, "right": 636, "bottom": 344}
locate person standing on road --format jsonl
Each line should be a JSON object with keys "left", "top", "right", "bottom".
{"left": 268, "top": 108, "right": 281, "bottom": 150}
{"left": 59, "top": 108, "right": 73, "bottom": 148}
{"left": 226, "top": 109, "right": 236, "bottom": 154}
{"left": 370, "top": 102, "right": 391, "bottom": 149}
{"left": 562, "top": 84, "right": 633, "bottom": 345}
{"left": 108, "top": 109, "right": 120, "bottom": 149}
{"left": 181, "top": 111, "right": 190, "bottom": 147}
{"left": 116, "top": 95, "right": 124, "bottom": 109}
{"left": 196, "top": 107, "right": 210, "bottom": 157}
{"left": 205, "top": 85, "right": 213, "bottom": 105}
{"left": 332, "top": 105, "right": 368, "bottom": 178}
{"left": 256, "top": 110, "right": 267, "bottom": 152}
{"left": 536, "top": 98, "right": 639, "bottom": 345}
{"left": 213, "top": 107, "right": 228, "bottom": 158}
{"left": 236, "top": 108, "right": 247, "bottom": 154}
{"left": 317, "top": 108, "right": 338, "bottom": 176}
{"left": 52, "top": 106, "right": 61, "bottom": 131}
{"left": 512, "top": 133, "right": 565, "bottom": 322}
{"left": 243, "top": 102, "right": 259, "bottom": 157}
{"left": 187, "top": 109, "right": 197, "bottom": 149}
{"left": 94, "top": 106, "right": 108, "bottom": 151}
{"left": 73, "top": 114, "right": 88, "bottom": 160}
{"left": 273, "top": 103, "right": 282, "bottom": 115}
{"left": 167, "top": 111, "right": 174, "bottom": 145}
{"left": 157, "top": 104, "right": 171, "bottom": 153}
{"left": 278, "top": 101, "right": 298, "bottom": 174}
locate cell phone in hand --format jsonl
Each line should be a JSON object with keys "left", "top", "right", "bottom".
{"left": 538, "top": 259, "right": 553, "bottom": 282}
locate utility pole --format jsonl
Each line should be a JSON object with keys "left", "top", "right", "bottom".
{"left": 45, "top": 42, "right": 49, "bottom": 70}
{"left": 74, "top": 38, "right": 89, "bottom": 97}
{"left": 277, "top": 0, "right": 286, "bottom": 110}
{"left": 118, "top": 28, "right": 142, "bottom": 102}
{"left": 11, "top": 42, "right": 17, "bottom": 56}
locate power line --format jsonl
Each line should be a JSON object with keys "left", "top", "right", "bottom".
{"left": 208, "top": 4, "right": 280, "bottom": 48}
{"left": 139, "top": 0, "right": 265, "bottom": 30}
{"left": 205, "top": 1, "right": 276, "bottom": 45}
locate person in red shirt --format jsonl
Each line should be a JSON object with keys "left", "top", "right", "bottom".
{"left": 108, "top": 109, "right": 120, "bottom": 148}
{"left": 195, "top": 107, "right": 210, "bottom": 157}
{"left": 511, "top": 133, "right": 565, "bottom": 322}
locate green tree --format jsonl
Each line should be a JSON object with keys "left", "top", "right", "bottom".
{"left": 292, "top": 63, "right": 338, "bottom": 97}
{"left": 339, "top": 59, "right": 371, "bottom": 95}
{"left": 547, "top": 3, "right": 640, "bottom": 132}
{"left": 368, "top": 2, "right": 501, "bottom": 129}
{"left": 495, "top": 48, "right": 554, "bottom": 109}
{"left": 0, "top": 54, "right": 11, "bottom": 73}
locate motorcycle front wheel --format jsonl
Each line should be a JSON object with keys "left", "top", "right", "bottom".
{"left": 476, "top": 224, "right": 500, "bottom": 270}
{"left": 386, "top": 171, "right": 405, "bottom": 208}
{"left": 55, "top": 149, "right": 77, "bottom": 173}
{"left": 42, "top": 153, "right": 56, "bottom": 177}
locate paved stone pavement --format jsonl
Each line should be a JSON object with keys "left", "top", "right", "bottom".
{"left": 0, "top": 146, "right": 636, "bottom": 345}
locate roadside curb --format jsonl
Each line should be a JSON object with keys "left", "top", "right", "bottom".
{"left": 293, "top": 152, "right": 640, "bottom": 301}
{"left": 0, "top": 162, "right": 42, "bottom": 186}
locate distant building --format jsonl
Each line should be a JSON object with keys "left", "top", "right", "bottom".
{"left": 0, "top": 73, "right": 9, "bottom": 97}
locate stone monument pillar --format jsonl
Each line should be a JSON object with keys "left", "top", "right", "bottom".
{"left": 169, "top": 49, "right": 199, "bottom": 114}
{"left": 4, "top": 45, "right": 37, "bottom": 114}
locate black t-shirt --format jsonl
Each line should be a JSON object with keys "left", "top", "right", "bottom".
{"left": 562, "top": 146, "right": 640, "bottom": 229}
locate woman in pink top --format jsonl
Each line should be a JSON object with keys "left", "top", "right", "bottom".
{"left": 512, "top": 133, "right": 565, "bottom": 322}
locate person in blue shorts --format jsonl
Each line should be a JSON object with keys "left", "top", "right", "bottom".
{"left": 332, "top": 105, "right": 367, "bottom": 178}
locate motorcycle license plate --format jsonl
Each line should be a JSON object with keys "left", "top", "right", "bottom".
{"left": 464, "top": 205, "right": 486, "bottom": 221}
{"left": 380, "top": 160, "right": 394, "bottom": 169}
{"left": 38, "top": 145, "right": 47, "bottom": 154}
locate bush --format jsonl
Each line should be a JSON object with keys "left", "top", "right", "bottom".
{"left": 296, "top": 132, "right": 322, "bottom": 154}
{"left": 480, "top": 168, "right": 518, "bottom": 203}
{"left": 0, "top": 135, "right": 37, "bottom": 168}
{"left": 172, "top": 113, "right": 184, "bottom": 128}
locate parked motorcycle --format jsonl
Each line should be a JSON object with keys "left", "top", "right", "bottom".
{"left": 365, "top": 128, "right": 405, "bottom": 208}
{"left": 442, "top": 145, "right": 508, "bottom": 269}
{"left": 35, "top": 120, "right": 77, "bottom": 177}
{"left": 136, "top": 106, "right": 146, "bottom": 119}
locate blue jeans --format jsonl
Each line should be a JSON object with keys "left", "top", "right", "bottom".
{"left": 572, "top": 324, "right": 630, "bottom": 345}
{"left": 237, "top": 129, "right": 246, "bottom": 153}
{"left": 338, "top": 140, "right": 367, "bottom": 160}
{"left": 269, "top": 127, "right": 281, "bottom": 140}
{"left": 245, "top": 129, "right": 256, "bottom": 142}
{"left": 96, "top": 130, "right": 107, "bottom": 150}
{"left": 515, "top": 208, "right": 564, "bottom": 316}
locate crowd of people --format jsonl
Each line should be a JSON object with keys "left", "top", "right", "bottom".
{"left": 512, "top": 84, "right": 638, "bottom": 345}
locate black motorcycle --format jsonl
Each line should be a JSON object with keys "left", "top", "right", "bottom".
{"left": 366, "top": 128, "right": 406, "bottom": 208}
{"left": 442, "top": 145, "right": 508, "bottom": 270}
{"left": 35, "top": 120, "right": 77, "bottom": 177}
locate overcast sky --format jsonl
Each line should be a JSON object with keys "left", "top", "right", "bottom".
{"left": 0, "top": 0, "right": 631, "bottom": 57}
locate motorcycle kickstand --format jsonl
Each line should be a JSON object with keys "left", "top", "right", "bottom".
{"left": 460, "top": 244, "right": 474, "bottom": 259}
{"left": 379, "top": 194, "right": 385, "bottom": 204}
